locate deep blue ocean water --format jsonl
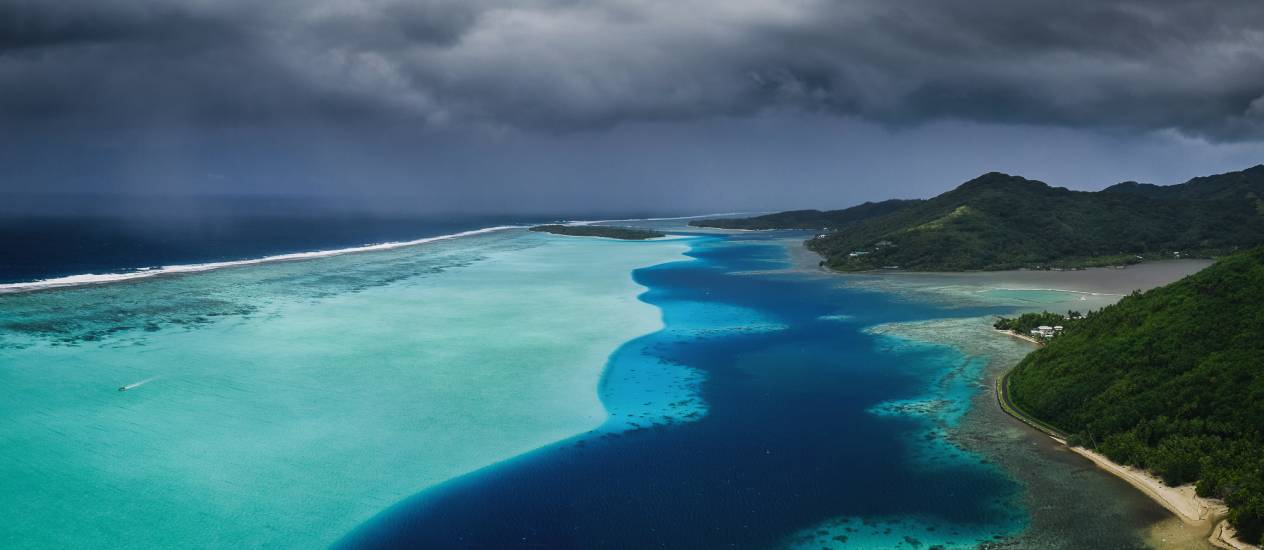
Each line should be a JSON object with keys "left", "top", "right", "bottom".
{"left": 0, "top": 213, "right": 546, "bottom": 284}
{"left": 337, "top": 232, "right": 1028, "bottom": 549}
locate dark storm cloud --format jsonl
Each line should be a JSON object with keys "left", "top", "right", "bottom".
{"left": 2, "top": 0, "right": 1264, "bottom": 139}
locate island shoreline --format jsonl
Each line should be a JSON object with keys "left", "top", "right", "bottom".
{"left": 992, "top": 327, "right": 1044, "bottom": 346}
{"left": 996, "top": 357, "right": 1257, "bottom": 550}
{"left": 776, "top": 233, "right": 1256, "bottom": 549}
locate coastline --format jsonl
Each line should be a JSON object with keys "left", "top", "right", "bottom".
{"left": 532, "top": 230, "right": 691, "bottom": 242}
{"left": 859, "top": 314, "right": 1173, "bottom": 548}
{"left": 770, "top": 234, "right": 1249, "bottom": 549}
{"left": 567, "top": 212, "right": 754, "bottom": 226}
{"left": 1214, "top": 520, "right": 1258, "bottom": 550}
{"left": 997, "top": 368, "right": 1226, "bottom": 519}
{"left": 998, "top": 365, "right": 1261, "bottom": 550}
{"left": 992, "top": 327, "right": 1043, "bottom": 346}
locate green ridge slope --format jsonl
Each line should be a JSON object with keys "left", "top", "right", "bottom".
{"left": 809, "top": 170, "right": 1264, "bottom": 271}
{"left": 695, "top": 164, "right": 1264, "bottom": 271}
{"left": 1008, "top": 246, "right": 1264, "bottom": 544}
{"left": 1103, "top": 164, "right": 1264, "bottom": 201}
{"left": 688, "top": 199, "right": 919, "bottom": 230}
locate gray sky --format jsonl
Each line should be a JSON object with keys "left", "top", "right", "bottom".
{"left": 4, "top": 0, "right": 1264, "bottom": 214}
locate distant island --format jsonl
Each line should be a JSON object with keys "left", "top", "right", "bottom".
{"left": 693, "top": 165, "right": 1264, "bottom": 272}
{"left": 690, "top": 199, "right": 918, "bottom": 230}
{"left": 1005, "top": 245, "right": 1264, "bottom": 546}
{"left": 529, "top": 224, "right": 666, "bottom": 240}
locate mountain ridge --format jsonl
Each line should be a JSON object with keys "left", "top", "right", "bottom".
{"left": 1102, "top": 164, "right": 1264, "bottom": 201}
{"left": 693, "top": 165, "right": 1264, "bottom": 271}
{"left": 688, "top": 199, "right": 920, "bottom": 230}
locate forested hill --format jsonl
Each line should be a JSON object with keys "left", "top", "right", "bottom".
{"left": 1102, "top": 164, "right": 1264, "bottom": 201}
{"left": 1006, "top": 246, "right": 1264, "bottom": 545}
{"left": 688, "top": 199, "right": 919, "bottom": 230}
{"left": 812, "top": 170, "right": 1264, "bottom": 270}
{"left": 696, "top": 165, "right": 1264, "bottom": 271}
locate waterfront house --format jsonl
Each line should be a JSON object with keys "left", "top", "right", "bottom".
{"left": 1031, "top": 325, "right": 1057, "bottom": 338}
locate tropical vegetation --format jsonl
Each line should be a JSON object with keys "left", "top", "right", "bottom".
{"left": 528, "top": 225, "right": 665, "bottom": 240}
{"left": 693, "top": 165, "right": 1264, "bottom": 272}
{"left": 993, "top": 311, "right": 1083, "bottom": 337}
{"left": 688, "top": 200, "right": 918, "bottom": 230}
{"left": 1007, "top": 246, "right": 1264, "bottom": 544}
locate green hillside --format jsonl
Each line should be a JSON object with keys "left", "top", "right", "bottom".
{"left": 812, "top": 168, "right": 1264, "bottom": 271}
{"left": 688, "top": 199, "right": 919, "bottom": 230}
{"left": 1103, "top": 164, "right": 1264, "bottom": 201}
{"left": 1007, "top": 246, "right": 1264, "bottom": 544}
{"left": 694, "top": 165, "right": 1264, "bottom": 271}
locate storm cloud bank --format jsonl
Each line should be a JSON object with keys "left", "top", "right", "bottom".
{"left": 4, "top": 0, "right": 1264, "bottom": 140}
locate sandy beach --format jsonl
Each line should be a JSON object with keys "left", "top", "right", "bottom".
{"left": 1009, "top": 386, "right": 1259, "bottom": 550}
{"left": 1065, "top": 446, "right": 1224, "bottom": 524}
{"left": 992, "top": 327, "right": 1043, "bottom": 346}
{"left": 994, "top": 329, "right": 1257, "bottom": 550}
{"left": 1213, "top": 520, "right": 1259, "bottom": 550}
{"left": 768, "top": 234, "right": 1258, "bottom": 549}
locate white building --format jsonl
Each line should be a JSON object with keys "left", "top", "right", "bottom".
{"left": 1030, "top": 325, "right": 1057, "bottom": 338}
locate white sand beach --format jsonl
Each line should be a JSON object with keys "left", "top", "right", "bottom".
{"left": 777, "top": 234, "right": 1256, "bottom": 550}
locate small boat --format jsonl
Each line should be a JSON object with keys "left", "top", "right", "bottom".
{"left": 118, "top": 377, "right": 157, "bottom": 392}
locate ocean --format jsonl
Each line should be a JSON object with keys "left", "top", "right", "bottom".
{"left": 0, "top": 211, "right": 536, "bottom": 284}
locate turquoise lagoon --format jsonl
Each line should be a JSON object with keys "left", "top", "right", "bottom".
{"left": 339, "top": 232, "right": 1029, "bottom": 549}
{"left": 0, "top": 229, "right": 688, "bottom": 548}
{"left": 2, "top": 225, "right": 1194, "bottom": 549}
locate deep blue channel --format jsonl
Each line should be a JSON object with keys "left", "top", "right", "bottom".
{"left": 338, "top": 233, "right": 1026, "bottom": 549}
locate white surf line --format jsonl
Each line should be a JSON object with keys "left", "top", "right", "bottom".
{"left": 0, "top": 225, "right": 525, "bottom": 295}
{"left": 564, "top": 212, "right": 757, "bottom": 226}
{"left": 982, "top": 287, "right": 1125, "bottom": 297}
{"left": 118, "top": 376, "right": 159, "bottom": 392}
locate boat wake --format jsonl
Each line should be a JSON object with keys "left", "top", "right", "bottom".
{"left": 984, "top": 287, "right": 1124, "bottom": 297}
{"left": 118, "top": 377, "right": 159, "bottom": 392}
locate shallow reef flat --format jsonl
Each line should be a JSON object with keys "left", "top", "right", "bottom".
{"left": 859, "top": 269, "right": 1221, "bottom": 549}
{"left": 0, "top": 229, "right": 688, "bottom": 549}
{"left": 831, "top": 259, "right": 1212, "bottom": 312}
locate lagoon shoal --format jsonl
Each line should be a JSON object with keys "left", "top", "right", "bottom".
{"left": 0, "top": 229, "right": 687, "bottom": 548}
{"left": 0, "top": 221, "right": 1214, "bottom": 549}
